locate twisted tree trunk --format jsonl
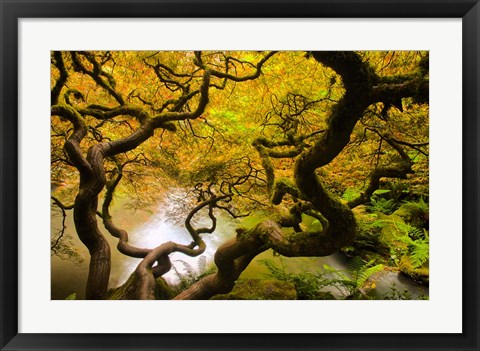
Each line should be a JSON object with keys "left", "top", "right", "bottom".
{"left": 176, "top": 51, "right": 428, "bottom": 300}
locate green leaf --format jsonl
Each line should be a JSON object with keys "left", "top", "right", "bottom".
{"left": 373, "top": 189, "right": 392, "bottom": 195}
{"left": 65, "top": 293, "right": 77, "bottom": 300}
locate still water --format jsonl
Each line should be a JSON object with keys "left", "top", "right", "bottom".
{"left": 51, "top": 193, "right": 428, "bottom": 300}
{"left": 51, "top": 191, "right": 238, "bottom": 299}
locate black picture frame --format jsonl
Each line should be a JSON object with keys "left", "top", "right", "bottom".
{"left": 1, "top": 1, "right": 478, "bottom": 350}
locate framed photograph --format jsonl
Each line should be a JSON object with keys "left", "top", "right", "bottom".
{"left": 1, "top": 0, "right": 478, "bottom": 350}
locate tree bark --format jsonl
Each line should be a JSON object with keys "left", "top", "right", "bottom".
{"left": 177, "top": 51, "right": 428, "bottom": 300}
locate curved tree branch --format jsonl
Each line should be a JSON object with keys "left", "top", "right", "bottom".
{"left": 194, "top": 51, "right": 276, "bottom": 82}
{"left": 71, "top": 51, "right": 125, "bottom": 105}
{"left": 51, "top": 51, "right": 68, "bottom": 105}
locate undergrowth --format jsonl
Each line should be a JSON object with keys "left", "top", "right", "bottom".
{"left": 172, "top": 256, "right": 217, "bottom": 293}
{"left": 260, "top": 256, "right": 384, "bottom": 300}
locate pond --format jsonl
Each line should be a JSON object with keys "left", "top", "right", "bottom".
{"left": 51, "top": 190, "right": 238, "bottom": 299}
{"left": 51, "top": 192, "right": 428, "bottom": 300}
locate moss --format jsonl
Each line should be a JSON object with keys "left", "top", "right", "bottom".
{"left": 155, "top": 277, "right": 175, "bottom": 300}
{"left": 285, "top": 229, "right": 318, "bottom": 248}
{"left": 239, "top": 212, "right": 269, "bottom": 229}
{"left": 353, "top": 249, "right": 390, "bottom": 265}
{"left": 276, "top": 177, "right": 297, "bottom": 192}
{"left": 211, "top": 279, "right": 297, "bottom": 300}
{"left": 107, "top": 274, "right": 175, "bottom": 300}
{"left": 377, "top": 214, "right": 408, "bottom": 247}
{"left": 398, "top": 256, "right": 429, "bottom": 284}
{"left": 354, "top": 215, "right": 385, "bottom": 253}
{"left": 106, "top": 274, "right": 136, "bottom": 300}
{"left": 394, "top": 202, "right": 428, "bottom": 229}
{"left": 271, "top": 177, "right": 299, "bottom": 204}
{"left": 235, "top": 227, "right": 250, "bottom": 239}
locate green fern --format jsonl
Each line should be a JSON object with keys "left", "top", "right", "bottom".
{"left": 358, "top": 264, "right": 384, "bottom": 288}
{"left": 260, "top": 257, "right": 383, "bottom": 299}
{"left": 342, "top": 188, "right": 361, "bottom": 202}
{"left": 260, "top": 259, "right": 333, "bottom": 299}
{"left": 374, "top": 219, "right": 425, "bottom": 241}
{"left": 172, "top": 257, "right": 217, "bottom": 292}
{"left": 409, "top": 239, "right": 429, "bottom": 268}
{"left": 172, "top": 265, "right": 193, "bottom": 291}
{"left": 402, "top": 197, "right": 429, "bottom": 212}
{"left": 396, "top": 197, "right": 429, "bottom": 228}
{"left": 373, "top": 189, "right": 392, "bottom": 196}
{"left": 394, "top": 221, "right": 425, "bottom": 240}
{"left": 343, "top": 257, "right": 384, "bottom": 293}
{"left": 65, "top": 292, "right": 77, "bottom": 300}
{"left": 371, "top": 219, "right": 429, "bottom": 268}
{"left": 383, "top": 284, "right": 412, "bottom": 300}
{"left": 368, "top": 197, "right": 398, "bottom": 214}
{"left": 259, "top": 259, "right": 291, "bottom": 281}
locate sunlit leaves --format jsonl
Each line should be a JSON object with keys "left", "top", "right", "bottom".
{"left": 51, "top": 49, "right": 429, "bottom": 225}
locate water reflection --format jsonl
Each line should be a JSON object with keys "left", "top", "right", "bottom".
{"left": 51, "top": 191, "right": 237, "bottom": 299}
{"left": 113, "top": 202, "right": 237, "bottom": 287}
{"left": 51, "top": 192, "right": 428, "bottom": 300}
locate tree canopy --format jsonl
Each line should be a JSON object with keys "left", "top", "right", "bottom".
{"left": 51, "top": 51, "right": 429, "bottom": 300}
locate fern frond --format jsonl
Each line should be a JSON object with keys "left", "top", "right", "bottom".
{"left": 373, "top": 189, "right": 392, "bottom": 196}
{"left": 346, "top": 256, "right": 365, "bottom": 275}
{"left": 197, "top": 256, "right": 207, "bottom": 273}
{"left": 176, "top": 260, "right": 196, "bottom": 280}
{"left": 259, "top": 259, "right": 290, "bottom": 281}
{"left": 403, "top": 197, "right": 429, "bottom": 212}
{"left": 342, "top": 188, "right": 361, "bottom": 202}
{"left": 410, "top": 240, "right": 429, "bottom": 268}
{"left": 368, "top": 198, "right": 398, "bottom": 214}
{"left": 357, "top": 264, "right": 384, "bottom": 287}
